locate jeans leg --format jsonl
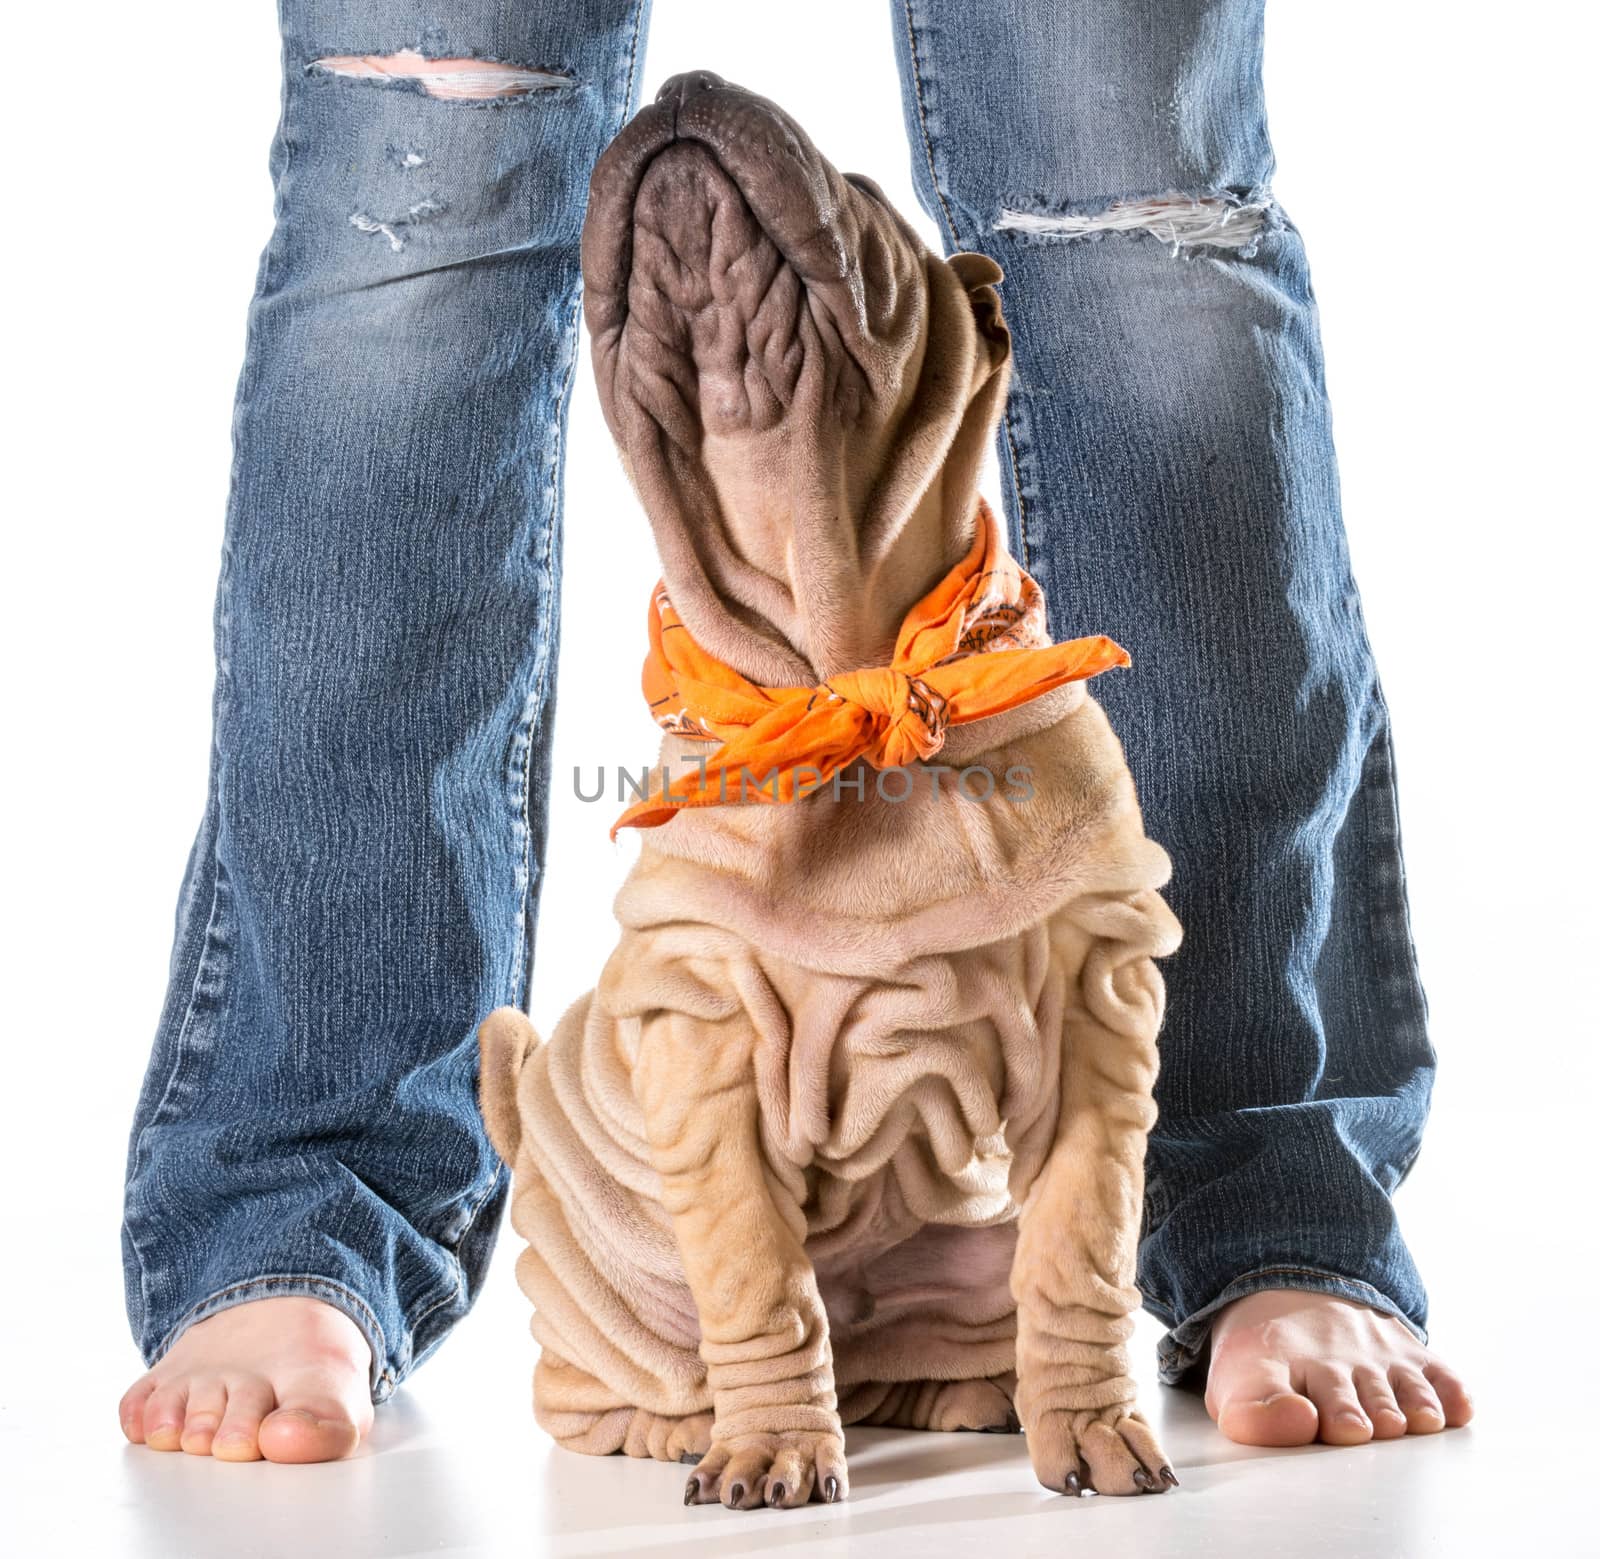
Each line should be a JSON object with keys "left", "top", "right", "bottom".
{"left": 122, "top": 0, "right": 653, "bottom": 1402}
{"left": 890, "top": 0, "right": 1435, "bottom": 1383}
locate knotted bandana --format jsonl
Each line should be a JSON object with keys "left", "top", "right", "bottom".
{"left": 613, "top": 498, "right": 1128, "bottom": 834}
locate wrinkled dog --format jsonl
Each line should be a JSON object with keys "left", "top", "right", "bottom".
{"left": 479, "top": 72, "right": 1182, "bottom": 1510}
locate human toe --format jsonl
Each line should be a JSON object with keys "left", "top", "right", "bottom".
{"left": 1208, "top": 1356, "right": 1319, "bottom": 1447}
{"left": 1216, "top": 1389, "right": 1319, "bottom": 1447}
{"left": 1391, "top": 1366, "right": 1447, "bottom": 1434}
{"left": 140, "top": 1384, "right": 189, "bottom": 1453}
{"left": 1347, "top": 1366, "right": 1406, "bottom": 1439}
{"left": 1424, "top": 1362, "right": 1474, "bottom": 1428}
{"left": 211, "top": 1378, "right": 276, "bottom": 1462}
{"left": 119, "top": 1378, "right": 157, "bottom": 1444}
{"left": 1305, "top": 1363, "right": 1373, "bottom": 1446}
{"left": 180, "top": 1377, "right": 228, "bottom": 1455}
{"left": 256, "top": 1370, "right": 369, "bottom": 1465}
{"left": 256, "top": 1405, "right": 362, "bottom": 1464}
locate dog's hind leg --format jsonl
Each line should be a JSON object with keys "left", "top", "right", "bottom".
{"left": 534, "top": 1352, "right": 714, "bottom": 1463}
{"left": 839, "top": 1373, "right": 1020, "bottom": 1432}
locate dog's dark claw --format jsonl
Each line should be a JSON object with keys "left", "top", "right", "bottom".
{"left": 1159, "top": 1466, "right": 1179, "bottom": 1488}
{"left": 1063, "top": 1471, "right": 1082, "bottom": 1496}
{"left": 728, "top": 1482, "right": 745, "bottom": 1506}
{"left": 684, "top": 1479, "right": 698, "bottom": 1506}
{"left": 823, "top": 1475, "right": 840, "bottom": 1503}
{"left": 768, "top": 1481, "right": 787, "bottom": 1506}
{"left": 1133, "top": 1468, "right": 1155, "bottom": 1491}
{"left": 678, "top": 1451, "right": 703, "bottom": 1466}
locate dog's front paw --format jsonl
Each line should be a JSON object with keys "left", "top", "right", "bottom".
{"left": 1026, "top": 1406, "right": 1176, "bottom": 1497}
{"left": 683, "top": 1430, "right": 848, "bottom": 1510}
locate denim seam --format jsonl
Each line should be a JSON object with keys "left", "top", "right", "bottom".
{"left": 999, "top": 398, "right": 1037, "bottom": 577}
{"left": 1153, "top": 1263, "right": 1426, "bottom": 1362}
{"left": 126, "top": 41, "right": 300, "bottom": 1334}
{"left": 897, "top": 1, "right": 959, "bottom": 243}
{"left": 152, "top": 1273, "right": 396, "bottom": 1399}
{"left": 508, "top": 0, "right": 647, "bottom": 1011}
{"left": 1209, "top": 1264, "right": 1416, "bottom": 1316}
{"left": 1368, "top": 722, "right": 1430, "bottom": 1023}
{"left": 1331, "top": 563, "right": 1431, "bottom": 1044}
{"left": 1370, "top": 724, "right": 1435, "bottom": 1187}
{"left": 618, "top": 0, "right": 648, "bottom": 123}
{"left": 404, "top": 1269, "right": 470, "bottom": 1360}
{"left": 124, "top": 858, "right": 230, "bottom": 1330}
{"left": 450, "top": 1160, "right": 509, "bottom": 1254}
{"left": 396, "top": 1155, "right": 511, "bottom": 1384}
{"left": 261, "top": 35, "right": 296, "bottom": 298}
{"left": 509, "top": 289, "right": 581, "bottom": 1008}
{"left": 898, "top": 0, "right": 1033, "bottom": 570}
{"left": 426, "top": 1153, "right": 507, "bottom": 1288}
{"left": 378, "top": 1198, "right": 476, "bottom": 1381}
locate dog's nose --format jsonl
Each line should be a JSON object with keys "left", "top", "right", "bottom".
{"left": 656, "top": 70, "right": 726, "bottom": 113}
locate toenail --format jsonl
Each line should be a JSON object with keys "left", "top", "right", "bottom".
{"left": 729, "top": 1482, "right": 745, "bottom": 1503}
{"left": 267, "top": 1408, "right": 346, "bottom": 1433}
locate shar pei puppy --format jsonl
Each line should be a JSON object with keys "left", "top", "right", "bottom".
{"left": 478, "top": 70, "right": 1182, "bottom": 1510}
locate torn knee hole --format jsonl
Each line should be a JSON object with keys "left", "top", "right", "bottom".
{"left": 995, "top": 194, "right": 1272, "bottom": 255}
{"left": 313, "top": 49, "right": 569, "bottom": 101}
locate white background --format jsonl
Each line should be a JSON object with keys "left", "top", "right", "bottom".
{"left": 5, "top": 3, "right": 1598, "bottom": 1554}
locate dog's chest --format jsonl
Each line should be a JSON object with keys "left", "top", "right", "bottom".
{"left": 750, "top": 930, "right": 1067, "bottom": 1235}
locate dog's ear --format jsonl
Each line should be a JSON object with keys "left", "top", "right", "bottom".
{"left": 477, "top": 1006, "right": 536, "bottom": 1166}
{"left": 908, "top": 250, "right": 1010, "bottom": 551}
{"left": 947, "top": 251, "right": 1010, "bottom": 371}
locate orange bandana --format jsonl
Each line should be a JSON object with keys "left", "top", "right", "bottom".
{"left": 613, "top": 498, "right": 1128, "bottom": 834}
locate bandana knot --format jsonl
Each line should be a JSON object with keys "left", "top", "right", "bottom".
{"left": 613, "top": 498, "right": 1130, "bottom": 834}
{"left": 821, "top": 668, "right": 951, "bottom": 767}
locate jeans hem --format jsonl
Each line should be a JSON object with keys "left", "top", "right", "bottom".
{"left": 147, "top": 1273, "right": 397, "bottom": 1404}
{"left": 1152, "top": 1265, "right": 1428, "bottom": 1387}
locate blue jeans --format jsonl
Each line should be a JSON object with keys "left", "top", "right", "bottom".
{"left": 123, "top": 0, "right": 1434, "bottom": 1402}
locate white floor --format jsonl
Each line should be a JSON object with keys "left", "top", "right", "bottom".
{"left": 5, "top": 1105, "right": 1595, "bottom": 1559}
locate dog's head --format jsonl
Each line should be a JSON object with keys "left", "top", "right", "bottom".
{"left": 583, "top": 71, "right": 1012, "bottom": 684}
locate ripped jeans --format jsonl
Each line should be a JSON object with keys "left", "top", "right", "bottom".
{"left": 122, "top": 0, "right": 1436, "bottom": 1402}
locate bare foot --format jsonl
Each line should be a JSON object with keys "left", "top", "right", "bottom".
{"left": 1205, "top": 1290, "right": 1474, "bottom": 1447}
{"left": 119, "top": 1296, "right": 374, "bottom": 1463}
